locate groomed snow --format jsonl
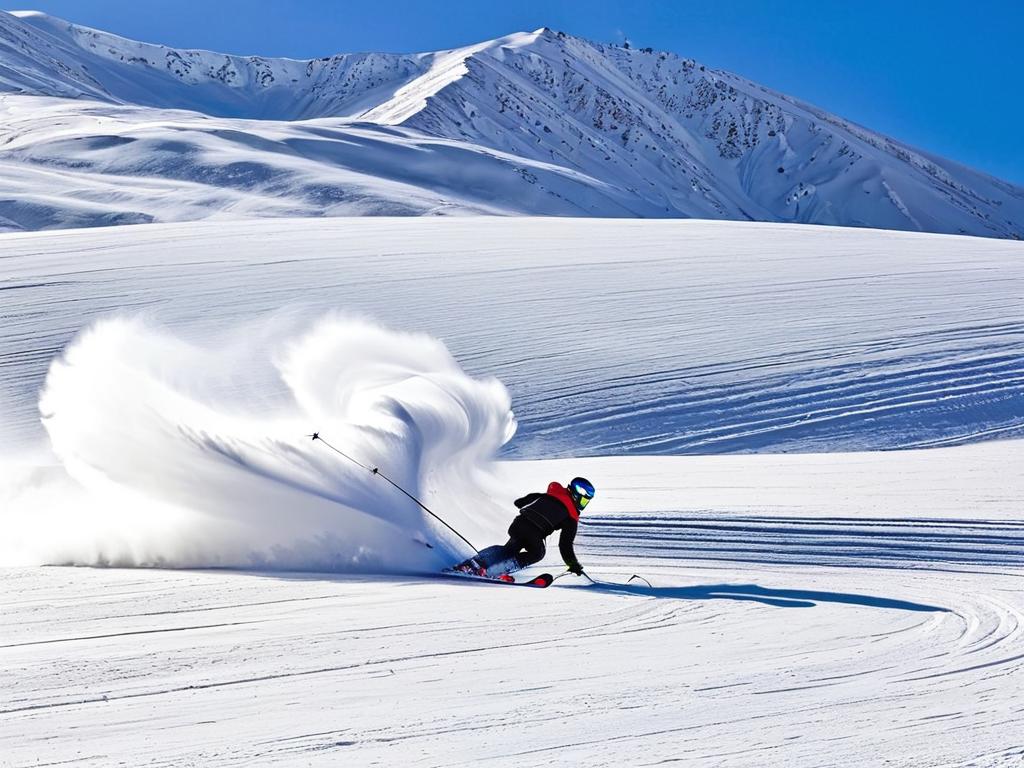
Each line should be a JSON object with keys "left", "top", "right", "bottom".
{"left": 3, "top": 445, "right": 1024, "bottom": 766}
{"left": 2, "top": 216, "right": 1023, "bottom": 765}
{"left": 2, "top": 218, "right": 1023, "bottom": 455}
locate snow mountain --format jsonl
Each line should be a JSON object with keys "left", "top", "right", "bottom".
{"left": 1, "top": 9, "right": 1022, "bottom": 237}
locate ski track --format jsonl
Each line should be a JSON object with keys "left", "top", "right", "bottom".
{"left": 2, "top": 218, "right": 1024, "bottom": 457}
{"left": 3, "top": 447, "right": 1024, "bottom": 766}
{"left": 2, "top": 509, "right": 1023, "bottom": 767}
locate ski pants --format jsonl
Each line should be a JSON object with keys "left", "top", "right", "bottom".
{"left": 473, "top": 515, "right": 546, "bottom": 572}
{"left": 504, "top": 514, "right": 546, "bottom": 568}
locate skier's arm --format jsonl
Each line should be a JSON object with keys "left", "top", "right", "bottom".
{"left": 558, "top": 518, "right": 581, "bottom": 571}
{"left": 514, "top": 493, "right": 542, "bottom": 509}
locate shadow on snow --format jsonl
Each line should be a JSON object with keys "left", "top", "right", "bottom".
{"left": 205, "top": 569, "right": 945, "bottom": 612}
{"left": 580, "top": 580, "right": 946, "bottom": 611}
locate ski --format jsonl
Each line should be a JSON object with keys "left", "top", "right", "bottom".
{"left": 441, "top": 570, "right": 554, "bottom": 588}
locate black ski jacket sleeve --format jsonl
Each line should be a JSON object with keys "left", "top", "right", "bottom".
{"left": 514, "top": 493, "right": 543, "bottom": 510}
{"left": 558, "top": 518, "right": 579, "bottom": 567}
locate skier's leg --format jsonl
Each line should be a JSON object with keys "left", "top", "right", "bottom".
{"left": 453, "top": 544, "right": 499, "bottom": 573}
{"left": 515, "top": 536, "right": 546, "bottom": 568}
{"left": 475, "top": 535, "right": 545, "bottom": 576}
{"left": 475, "top": 538, "right": 525, "bottom": 576}
{"left": 474, "top": 545, "right": 510, "bottom": 569}
{"left": 502, "top": 515, "right": 548, "bottom": 570}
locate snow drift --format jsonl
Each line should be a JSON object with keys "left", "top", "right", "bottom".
{"left": 1, "top": 315, "right": 515, "bottom": 571}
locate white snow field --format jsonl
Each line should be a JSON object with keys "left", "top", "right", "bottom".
{"left": 1, "top": 217, "right": 1024, "bottom": 765}
{"left": 2, "top": 218, "right": 1023, "bottom": 456}
{"left": 2, "top": 10, "right": 1023, "bottom": 237}
{"left": 3, "top": 447, "right": 1024, "bottom": 767}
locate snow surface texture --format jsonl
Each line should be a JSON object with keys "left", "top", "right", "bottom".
{"left": 3, "top": 218, "right": 1023, "bottom": 461}
{"left": 2, "top": 216, "right": 1024, "bottom": 764}
{"left": 3, "top": 447, "right": 1024, "bottom": 766}
{"left": 1, "top": 11, "right": 1023, "bottom": 237}
{"left": 3, "top": 215, "right": 1024, "bottom": 573}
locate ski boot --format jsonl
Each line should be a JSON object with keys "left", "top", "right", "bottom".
{"left": 451, "top": 557, "right": 487, "bottom": 577}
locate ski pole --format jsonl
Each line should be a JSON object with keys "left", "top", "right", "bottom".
{"left": 309, "top": 432, "right": 478, "bottom": 552}
{"left": 576, "top": 570, "right": 653, "bottom": 588}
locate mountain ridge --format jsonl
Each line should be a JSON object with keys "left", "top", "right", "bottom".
{"left": 1, "top": 10, "right": 1021, "bottom": 237}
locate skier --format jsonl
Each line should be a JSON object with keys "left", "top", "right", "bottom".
{"left": 453, "top": 477, "right": 595, "bottom": 578}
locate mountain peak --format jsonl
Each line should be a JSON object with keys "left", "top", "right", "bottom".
{"left": 0, "top": 9, "right": 1022, "bottom": 238}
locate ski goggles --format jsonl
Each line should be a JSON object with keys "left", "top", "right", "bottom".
{"left": 571, "top": 481, "right": 595, "bottom": 506}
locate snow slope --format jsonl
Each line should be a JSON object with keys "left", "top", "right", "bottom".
{"left": 1, "top": 10, "right": 1022, "bottom": 237}
{"left": 2, "top": 218, "right": 1023, "bottom": 458}
{"left": 2, "top": 215, "right": 1023, "bottom": 570}
{"left": 3, "top": 445, "right": 1024, "bottom": 767}
{"left": 0, "top": 95, "right": 655, "bottom": 228}
{"left": 2, "top": 215, "right": 1024, "bottom": 765}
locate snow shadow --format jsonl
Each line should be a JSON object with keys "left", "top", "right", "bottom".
{"left": 581, "top": 581, "right": 946, "bottom": 611}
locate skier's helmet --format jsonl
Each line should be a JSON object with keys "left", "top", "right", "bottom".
{"left": 568, "top": 477, "right": 595, "bottom": 511}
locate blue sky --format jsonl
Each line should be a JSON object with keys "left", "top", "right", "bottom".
{"left": 10, "top": 0, "right": 1022, "bottom": 184}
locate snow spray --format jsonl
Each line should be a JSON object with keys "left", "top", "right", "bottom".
{"left": 0, "top": 315, "right": 516, "bottom": 571}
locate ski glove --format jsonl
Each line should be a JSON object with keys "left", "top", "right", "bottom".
{"left": 567, "top": 561, "right": 584, "bottom": 576}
